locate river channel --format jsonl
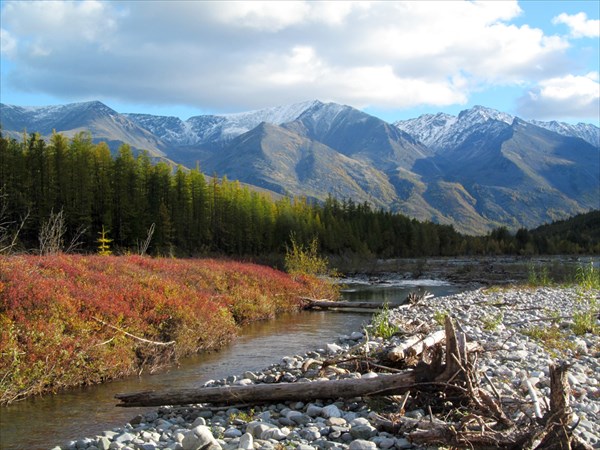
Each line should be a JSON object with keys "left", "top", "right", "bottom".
{"left": 0, "top": 278, "right": 468, "bottom": 450}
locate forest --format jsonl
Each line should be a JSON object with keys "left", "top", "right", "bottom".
{"left": 1, "top": 131, "right": 599, "bottom": 259}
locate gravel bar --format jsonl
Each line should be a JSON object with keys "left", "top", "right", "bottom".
{"left": 53, "top": 286, "right": 600, "bottom": 450}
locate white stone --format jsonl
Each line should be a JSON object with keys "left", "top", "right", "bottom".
{"left": 182, "top": 425, "right": 220, "bottom": 450}
{"left": 224, "top": 428, "right": 242, "bottom": 439}
{"left": 261, "top": 428, "right": 289, "bottom": 441}
{"left": 192, "top": 418, "right": 206, "bottom": 427}
{"left": 326, "top": 343, "right": 343, "bottom": 354}
{"left": 361, "top": 372, "right": 378, "bottom": 379}
{"left": 348, "top": 439, "right": 377, "bottom": 450}
{"left": 237, "top": 433, "right": 253, "bottom": 450}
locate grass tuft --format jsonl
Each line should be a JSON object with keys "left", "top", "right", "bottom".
{"left": 368, "top": 303, "right": 400, "bottom": 339}
{"left": 522, "top": 325, "right": 576, "bottom": 357}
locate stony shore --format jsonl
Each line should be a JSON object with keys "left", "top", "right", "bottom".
{"left": 55, "top": 286, "right": 600, "bottom": 450}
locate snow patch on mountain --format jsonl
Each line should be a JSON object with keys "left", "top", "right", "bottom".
{"left": 395, "top": 105, "right": 599, "bottom": 150}
{"left": 126, "top": 100, "right": 320, "bottom": 146}
{"left": 395, "top": 106, "right": 514, "bottom": 152}
{"left": 393, "top": 113, "right": 457, "bottom": 149}
{"left": 530, "top": 120, "right": 599, "bottom": 147}
{"left": 220, "top": 100, "right": 319, "bottom": 127}
{"left": 4, "top": 101, "right": 117, "bottom": 124}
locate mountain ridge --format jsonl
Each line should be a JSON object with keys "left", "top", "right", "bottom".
{"left": 395, "top": 105, "right": 599, "bottom": 149}
{"left": 1, "top": 100, "right": 598, "bottom": 234}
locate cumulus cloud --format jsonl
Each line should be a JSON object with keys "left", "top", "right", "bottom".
{"left": 517, "top": 72, "right": 600, "bottom": 119}
{"left": 0, "top": 0, "right": 586, "bottom": 114}
{"left": 553, "top": 12, "right": 600, "bottom": 38}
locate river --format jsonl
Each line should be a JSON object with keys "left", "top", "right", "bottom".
{"left": 0, "top": 277, "right": 467, "bottom": 450}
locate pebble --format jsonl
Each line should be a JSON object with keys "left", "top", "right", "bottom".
{"left": 322, "top": 404, "right": 343, "bottom": 418}
{"left": 53, "top": 286, "right": 599, "bottom": 450}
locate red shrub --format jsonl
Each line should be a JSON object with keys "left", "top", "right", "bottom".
{"left": 0, "top": 254, "right": 333, "bottom": 404}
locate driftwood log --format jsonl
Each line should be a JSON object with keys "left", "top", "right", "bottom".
{"left": 387, "top": 330, "right": 446, "bottom": 361}
{"left": 301, "top": 291, "right": 433, "bottom": 311}
{"left": 115, "top": 371, "right": 417, "bottom": 407}
{"left": 116, "top": 317, "right": 461, "bottom": 408}
{"left": 301, "top": 298, "right": 388, "bottom": 311}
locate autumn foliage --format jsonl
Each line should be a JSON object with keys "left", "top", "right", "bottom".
{"left": 0, "top": 254, "right": 337, "bottom": 404}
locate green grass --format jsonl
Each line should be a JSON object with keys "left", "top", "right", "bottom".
{"left": 575, "top": 261, "right": 600, "bottom": 290}
{"left": 481, "top": 312, "right": 504, "bottom": 331}
{"left": 368, "top": 303, "right": 400, "bottom": 339}
{"left": 572, "top": 310, "right": 599, "bottom": 336}
{"left": 433, "top": 310, "right": 448, "bottom": 326}
{"left": 572, "top": 262, "right": 600, "bottom": 336}
{"left": 527, "top": 263, "right": 552, "bottom": 287}
{"left": 522, "top": 325, "right": 576, "bottom": 357}
{"left": 229, "top": 408, "right": 255, "bottom": 423}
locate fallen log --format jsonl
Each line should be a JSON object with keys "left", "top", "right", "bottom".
{"left": 408, "top": 426, "right": 533, "bottom": 450}
{"left": 115, "top": 371, "right": 417, "bottom": 407}
{"left": 301, "top": 298, "right": 391, "bottom": 310}
{"left": 388, "top": 330, "right": 446, "bottom": 361}
{"left": 115, "top": 315, "right": 466, "bottom": 409}
{"left": 301, "top": 291, "right": 433, "bottom": 311}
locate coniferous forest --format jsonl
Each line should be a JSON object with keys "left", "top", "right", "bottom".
{"left": 1, "top": 131, "right": 599, "bottom": 258}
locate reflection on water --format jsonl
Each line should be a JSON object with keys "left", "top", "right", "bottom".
{"left": 0, "top": 280, "right": 464, "bottom": 450}
{"left": 340, "top": 279, "right": 459, "bottom": 305}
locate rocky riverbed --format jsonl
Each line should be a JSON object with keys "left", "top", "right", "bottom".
{"left": 53, "top": 286, "right": 599, "bottom": 450}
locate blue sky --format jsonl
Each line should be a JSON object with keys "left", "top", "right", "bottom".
{"left": 1, "top": 1, "right": 598, "bottom": 124}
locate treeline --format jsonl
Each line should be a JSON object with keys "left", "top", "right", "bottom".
{"left": 1, "top": 131, "right": 598, "bottom": 258}
{"left": 526, "top": 211, "right": 600, "bottom": 254}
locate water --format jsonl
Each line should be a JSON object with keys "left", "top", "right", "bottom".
{"left": 0, "top": 278, "right": 465, "bottom": 450}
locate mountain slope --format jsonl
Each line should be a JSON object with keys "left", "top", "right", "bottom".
{"left": 420, "top": 118, "right": 600, "bottom": 229}
{"left": 202, "top": 122, "right": 397, "bottom": 207}
{"left": 283, "top": 101, "right": 431, "bottom": 170}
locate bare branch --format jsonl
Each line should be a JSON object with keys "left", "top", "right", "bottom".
{"left": 39, "top": 208, "right": 66, "bottom": 255}
{"left": 91, "top": 316, "right": 176, "bottom": 346}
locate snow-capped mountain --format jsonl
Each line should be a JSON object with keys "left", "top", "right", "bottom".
{"left": 282, "top": 101, "right": 429, "bottom": 169}
{"left": 395, "top": 105, "right": 599, "bottom": 150}
{"left": 394, "top": 105, "right": 514, "bottom": 152}
{"left": 530, "top": 120, "right": 599, "bottom": 148}
{"left": 125, "top": 100, "right": 320, "bottom": 146}
{"left": 2, "top": 99, "right": 598, "bottom": 234}
{"left": 0, "top": 101, "right": 167, "bottom": 157}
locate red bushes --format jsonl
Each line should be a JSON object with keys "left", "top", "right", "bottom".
{"left": 0, "top": 254, "right": 333, "bottom": 404}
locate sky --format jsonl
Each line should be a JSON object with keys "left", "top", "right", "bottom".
{"left": 0, "top": 0, "right": 599, "bottom": 124}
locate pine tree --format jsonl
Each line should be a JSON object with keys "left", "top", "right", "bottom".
{"left": 97, "top": 225, "right": 112, "bottom": 256}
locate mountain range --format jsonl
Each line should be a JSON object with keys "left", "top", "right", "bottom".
{"left": 1, "top": 100, "right": 598, "bottom": 234}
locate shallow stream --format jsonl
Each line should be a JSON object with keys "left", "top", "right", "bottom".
{"left": 0, "top": 278, "right": 467, "bottom": 449}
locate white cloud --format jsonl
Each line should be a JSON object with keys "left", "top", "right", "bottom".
{"left": 0, "top": 0, "right": 587, "bottom": 114}
{"left": 0, "top": 29, "right": 17, "bottom": 57}
{"left": 209, "top": 1, "right": 311, "bottom": 31}
{"left": 517, "top": 73, "right": 600, "bottom": 119}
{"left": 553, "top": 12, "right": 600, "bottom": 38}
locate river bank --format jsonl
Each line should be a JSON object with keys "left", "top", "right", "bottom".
{"left": 333, "top": 255, "right": 598, "bottom": 286}
{"left": 52, "top": 285, "right": 599, "bottom": 450}
{"left": 0, "top": 254, "right": 337, "bottom": 405}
